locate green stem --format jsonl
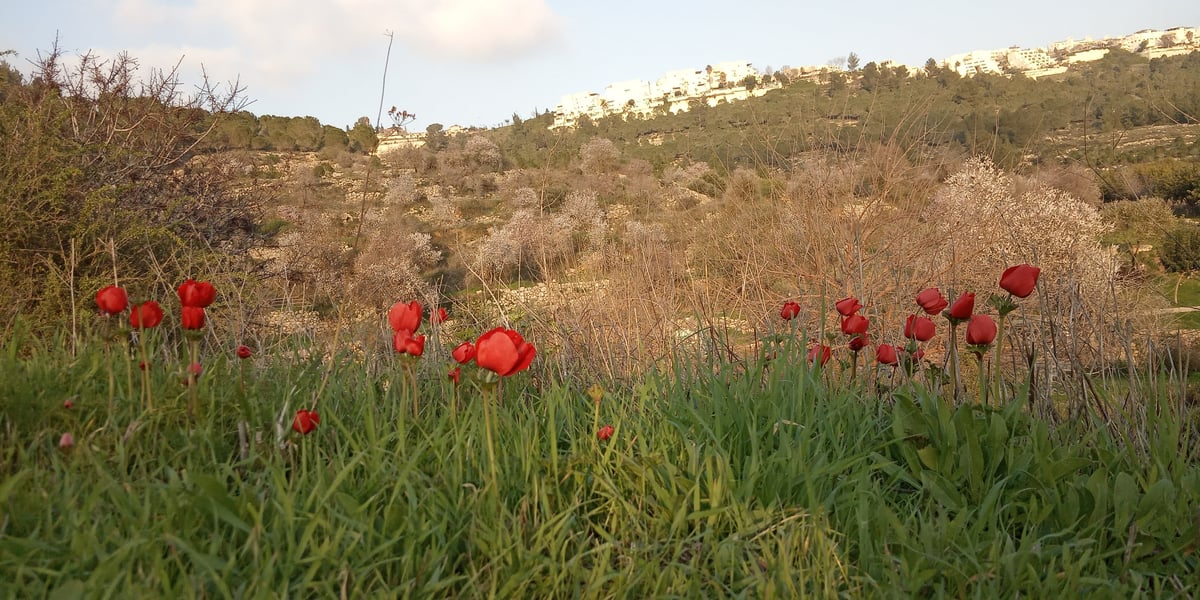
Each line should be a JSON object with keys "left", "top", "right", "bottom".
{"left": 405, "top": 362, "right": 418, "bottom": 419}
{"left": 992, "top": 314, "right": 1007, "bottom": 405}
{"left": 482, "top": 387, "right": 500, "bottom": 496}
{"left": 977, "top": 353, "right": 989, "bottom": 406}
{"left": 188, "top": 338, "right": 199, "bottom": 417}
{"left": 948, "top": 323, "right": 961, "bottom": 404}
{"left": 105, "top": 341, "right": 115, "bottom": 417}
{"left": 548, "top": 392, "right": 559, "bottom": 486}
{"left": 139, "top": 330, "right": 152, "bottom": 412}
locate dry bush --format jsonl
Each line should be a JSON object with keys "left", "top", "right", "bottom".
{"left": 351, "top": 226, "right": 442, "bottom": 310}
{"left": 385, "top": 170, "right": 420, "bottom": 205}
{"left": 1025, "top": 162, "right": 1103, "bottom": 206}
{"left": 463, "top": 135, "right": 502, "bottom": 172}
{"left": 579, "top": 137, "right": 620, "bottom": 176}
{"left": 924, "top": 156, "right": 1113, "bottom": 295}
{"left": 473, "top": 190, "right": 606, "bottom": 282}
{"left": 425, "top": 189, "right": 463, "bottom": 229}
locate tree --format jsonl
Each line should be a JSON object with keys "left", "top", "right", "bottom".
{"left": 924, "top": 57, "right": 939, "bottom": 77}
{"left": 847, "top": 52, "right": 860, "bottom": 72}
{"left": 425, "top": 123, "right": 449, "bottom": 151}
{"left": 347, "top": 116, "right": 377, "bottom": 153}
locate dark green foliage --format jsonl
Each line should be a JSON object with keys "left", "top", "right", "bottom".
{"left": 1159, "top": 224, "right": 1200, "bottom": 272}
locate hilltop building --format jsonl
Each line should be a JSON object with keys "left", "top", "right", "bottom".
{"left": 375, "top": 24, "right": 1200, "bottom": 143}
{"left": 551, "top": 60, "right": 774, "bottom": 129}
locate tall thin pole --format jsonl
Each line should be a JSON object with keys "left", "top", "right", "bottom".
{"left": 354, "top": 31, "right": 394, "bottom": 252}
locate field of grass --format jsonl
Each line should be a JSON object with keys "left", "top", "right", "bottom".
{"left": 1, "top": 321, "right": 1198, "bottom": 598}
{"left": 1155, "top": 274, "right": 1200, "bottom": 330}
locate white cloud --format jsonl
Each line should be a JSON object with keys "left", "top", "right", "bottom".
{"left": 110, "top": 0, "right": 564, "bottom": 69}
{"left": 394, "top": 0, "right": 565, "bottom": 59}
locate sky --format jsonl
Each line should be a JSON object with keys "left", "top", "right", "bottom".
{"left": 3, "top": 1, "right": 1198, "bottom": 132}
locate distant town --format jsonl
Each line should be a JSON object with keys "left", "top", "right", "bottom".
{"left": 377, "top": 24, "right": 1199, "bottom": 150}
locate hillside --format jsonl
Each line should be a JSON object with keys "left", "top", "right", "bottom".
{"left": 3, "top": 44, "right": 1200, "bottom": 371}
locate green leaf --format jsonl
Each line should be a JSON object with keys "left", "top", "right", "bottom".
{"left": 1113, "top": 472, "right": 1138, "bottom": 530}
{"left": 47, "top": 580, "right": 85, "bottom": 600}
{"left": 1136, "top": 478, "right": 1176, "bottom": 522}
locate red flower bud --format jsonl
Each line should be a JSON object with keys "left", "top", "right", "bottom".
{"left": 916, "top": 288, "right": 948, "bottom": 315}
{"left": 841, "top": 314, "right": 869, "bottom": 335}
{"left": 236, "top": 345, "right": 252, "bottom": 359}
{"left": 452, "top": 341, "right": 476, "bottom": 364}
{"left": 848, "top": 334, "right": 870, "bottom": 352}
{"left": 448, "top": 367, "right": 461, "bottom": 385}
{"left": 177, "top": 279, "right": 216, "bottom": 308}
{"left": 387, "top": 300, "right": 422, "bottom": 333}
{"left": 129, "top": 301, "right": 164, "bottom": 329}
{"left": 904, "top": 314, "right": 936, "bottom": 342}
{"left": 597, "top": 425, "right": 614, "bottom": 441}
{"left": 292, "top": 409, "right": 320, "bottom": 435}
{"left": 780, "top": 300, "right": 801, "bottom": 321}
{"left": 432, "top": 307, "right": 449, "bottom": 324}
{"left": 63, "top": 399, "right": 74, "bottom": 409}
{"left": 947, "top": 292, "right": 975, "bottom": 321}
{"left": 95, "top": 285, "right": 128, "bottom": 315}
{"left": 965, "top": 314, "right": 998, "bottom": 346}
{"left": 834, "top": 296, "right": 862, "bottom": 317}
{"left": 188, "top": 362, "right": 203, "bottom": 376}
{"left": 180, "top": 306, "right": 206, "bottom": 330}
{"left": 875, "top": 344, "right": 899, "bottom": 366}
{"left": 999, "top": 264, "right": 1040, "bottom": 298}
{"left": 59, "top": 432, "right": 75, "bottom": 449}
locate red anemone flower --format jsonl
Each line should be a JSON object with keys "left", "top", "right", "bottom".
{"left": 388, "top": 300, "right": 422, "bottom": 333}
{"left": 129, "top": 301, "right": 164, "bottom": 329}
{"left": 834, "top": 296, "right": 862, "bottom": 317}
{"left": 916, "top": 288, "right": 948, "bottom": 315}
{"left": 947, "top": 292, "right": 975, "bottom": 321}
{"left": 999, "top": 264, "right": 1041, "bottom": 298}
{"left": 904, "top": 314, "right": 936, "bottom": 342}
{"left": 875, "top": 344, "right": 899, "bottom": 366}
{"left": 181, "top": 306, "right": 206, "bottom": 330}
{"left": 95, "top": 285, "right": 128, "bottom": 315}
{"left": 177, "top": 279, "right": 216, "bottom": 308}
{"left": 780, "top": 300, "right": 801, "bottom": 321}
{"left": 292, "top": 409, "right": 320, "bottom": 435}
{"left": 474, "top": 327, "right": 536, "bottom": 376}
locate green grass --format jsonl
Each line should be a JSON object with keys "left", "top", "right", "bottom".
{"left": 1, "top": 327, "right": 1198, "bottom": 598}
{"left": 1155, "top": 274, "right": 1200, "bottom": 329}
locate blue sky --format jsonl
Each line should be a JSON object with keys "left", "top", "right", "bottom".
{"left": 3, "top": 1, "right": 1197, "bottom": 131}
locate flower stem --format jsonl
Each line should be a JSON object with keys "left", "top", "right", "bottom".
{"left": 188, "top": 337, "right": 199, "bottom": 417}
{"left": 992, "top": 314, "right": 1007, "bottom": 405}
{"left": 948, "top": 322, "right": 961, "bottom": 404}
{"left": 139, "top": 331, "right": 152, "bottom": 412}
{"left": 405, "top": 362, "right": 418, "bottom": 419}
{"left": 105, "top": 340, "right": 115, "bottom": 417}
{"left": 976, "top": 353, "right": 989, "bottom": 406}
{"left": 482, "top": 387, "right": 500, "bottom": 496}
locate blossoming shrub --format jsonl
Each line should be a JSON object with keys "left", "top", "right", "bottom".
{"left": 922, "top": 157, "right": 1151, "bottom": 378}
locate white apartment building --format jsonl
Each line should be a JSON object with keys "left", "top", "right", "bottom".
{"left": 944, "top": 49, "right": 1008, "bottom": 75}
{"left": 553, "top": 60, "right": 763, "bottom": 128}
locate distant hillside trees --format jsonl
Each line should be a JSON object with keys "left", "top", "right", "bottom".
{"left": 489, "top": 49, "right": 1200, "bottom": 177}
{"left": 196, "top": 112, "right": 373, "bottom": 154}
